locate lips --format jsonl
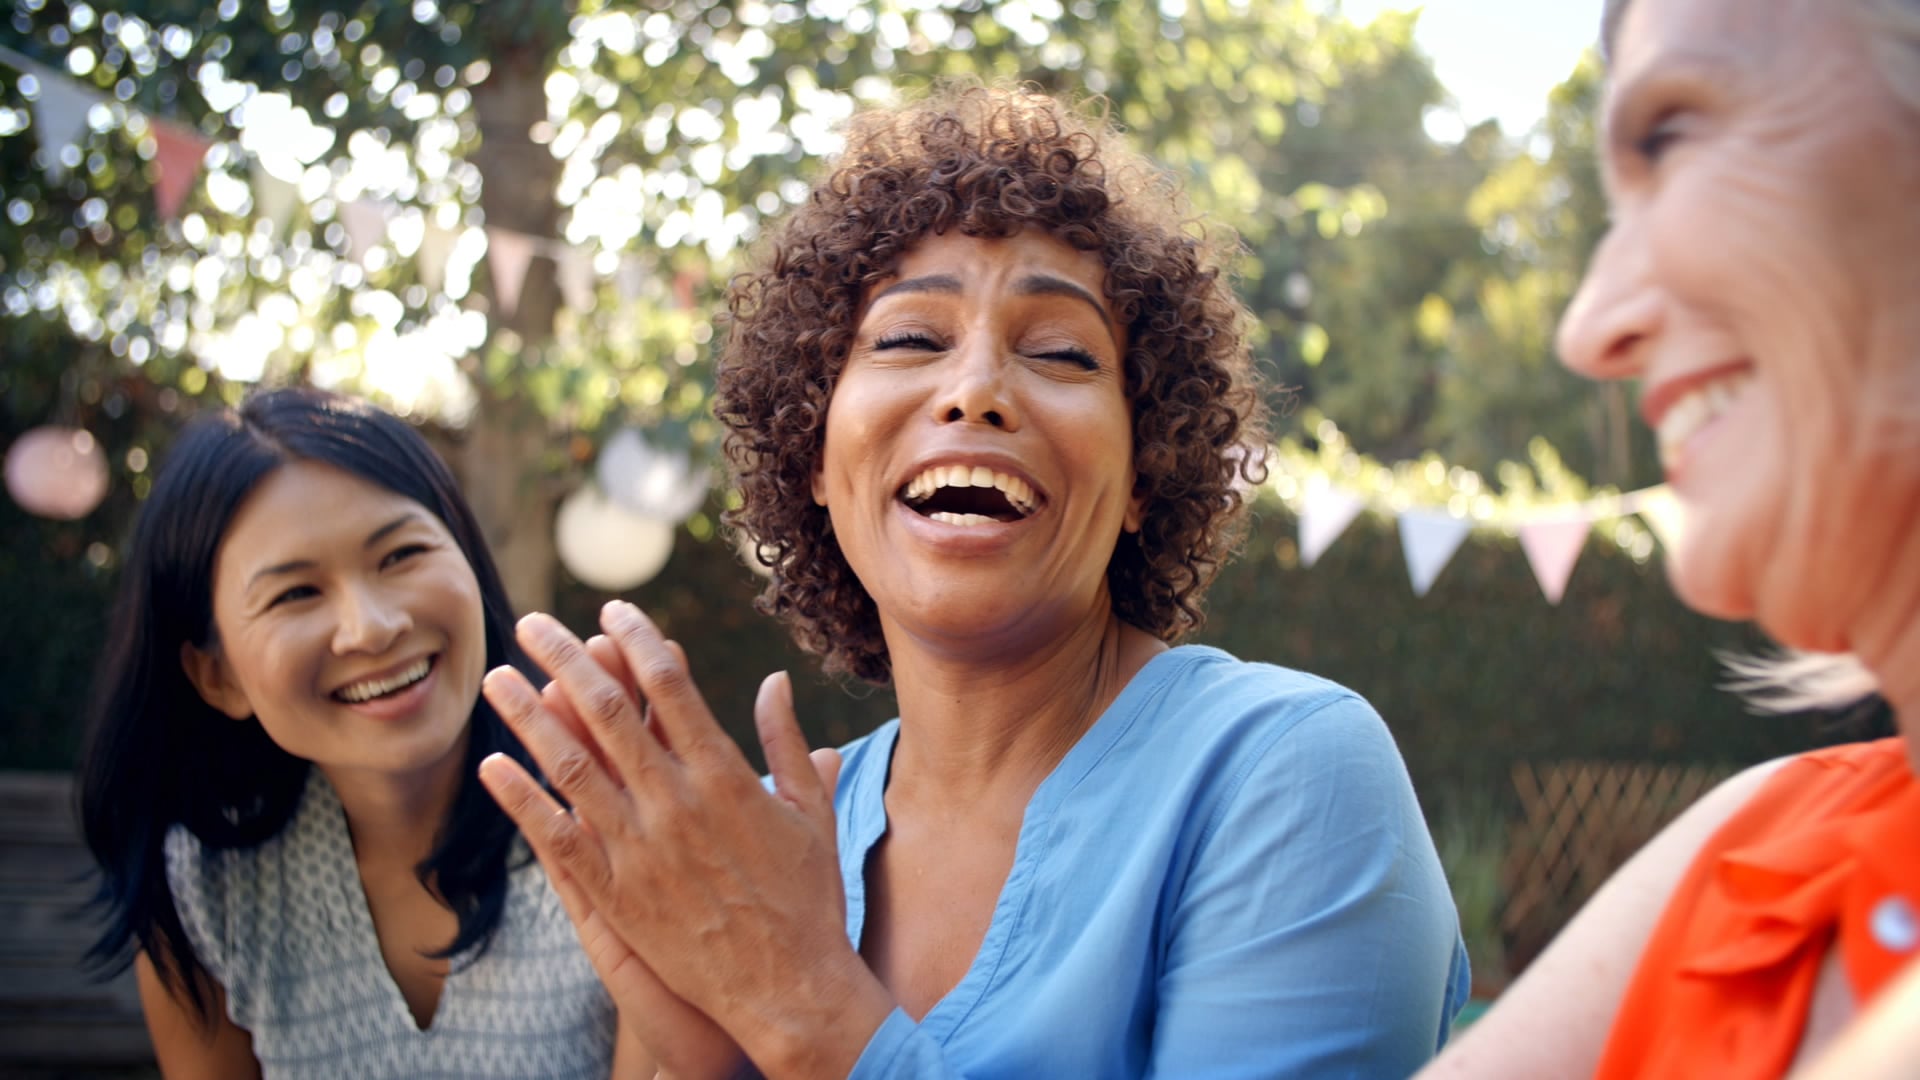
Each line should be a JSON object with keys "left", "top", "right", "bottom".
{"left": 332, "top": 655, "right": 436, "bottom": 704}
{"left": 898, "top": 461, "right": 1045, "bottom": 525}
{"left": 1641, "top": 362, "right": 1756, "bottom": 472}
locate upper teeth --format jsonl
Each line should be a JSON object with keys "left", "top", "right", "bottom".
{"left": 1656, "top": 371, "right": 1754, "bottom": 469}
{"left": 338, "top": 658, "right": 432, "bottom": 703}
{"left": 902, "top": 464, "right": 1038, "bottom": 515}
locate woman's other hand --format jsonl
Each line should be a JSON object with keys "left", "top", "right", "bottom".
{"left": 479, "top": 602, "right": 895, "bottom": 1079}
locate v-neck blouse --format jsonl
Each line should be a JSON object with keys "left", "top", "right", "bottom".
{"left": 164, "top": 769, "right": 615, "bottom": 1079}
{"left": 835, "top": 645, "right": 1470, "bottom": 1079}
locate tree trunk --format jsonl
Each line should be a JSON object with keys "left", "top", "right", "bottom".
{"left": 463, "top": 45, "right": 566, "bottom": 614}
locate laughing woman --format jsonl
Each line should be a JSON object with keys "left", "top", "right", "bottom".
{"left": 1421, "top": 0, "right": 1920, "bottom": 1076}
{"left": 80, "top": 388, "right": 637, "bottom": 1077}
{"left": 477, "top": 84, "right": 1468, "bottom": 1079}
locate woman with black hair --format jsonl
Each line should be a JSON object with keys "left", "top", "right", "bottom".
{"left": 79, "top": 387, "right": 637, "bottom": 1077}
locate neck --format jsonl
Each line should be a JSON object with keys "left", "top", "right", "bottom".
{"left": 1847, "top": 534, "right": 1920, "bottom": 773}
{"left": 881, "top": 603, "right": 1166, "bottom": 811}
{"left": 320, "top": 732, "right": 470, "bottom": 871}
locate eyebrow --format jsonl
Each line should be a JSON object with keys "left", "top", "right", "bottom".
{"left": 872, "top": 272, "right": 1117, "bottom": 338}
{"left": 1603, "top": 46, "right": 1744, "bottom": 146}
{"left": 244, "top": 512, "right": 422, "bottom": 594}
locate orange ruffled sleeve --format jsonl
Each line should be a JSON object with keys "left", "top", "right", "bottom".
{"left": 1594, "top": 738, "right": 1920, "bottom": 1080}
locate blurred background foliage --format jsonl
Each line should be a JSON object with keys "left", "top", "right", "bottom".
{"left": 2, "top": 0, "right": 1859, "bottom": 993}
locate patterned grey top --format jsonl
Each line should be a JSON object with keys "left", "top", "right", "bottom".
{"left": 164, "top": 769, "right": 616, "bottom": 1079}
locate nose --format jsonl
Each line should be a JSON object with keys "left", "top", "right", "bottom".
{"left": 1556, "top": 217, "right": 1664, "bottom": 382}
{"left": 930, "top": 332, "right": 1020, "bottom": 431}
{"left": 331, "top": 581, "right": 411, "bottom": 656}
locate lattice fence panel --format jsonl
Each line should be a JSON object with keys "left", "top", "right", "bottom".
{"left": 1498, "top": 760, "right": 1733, "bottom": 975}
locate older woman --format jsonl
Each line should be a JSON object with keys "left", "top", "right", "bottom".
{"left": 1422, "top": 0, "right": 1920, "bottom": 1076}
{"left": 477, "top": 85, "right": 1468, "bottom": 1077}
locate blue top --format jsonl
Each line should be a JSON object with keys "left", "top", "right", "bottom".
{"left": 835, "top": 645, "right": 1469, "bottom": 1079}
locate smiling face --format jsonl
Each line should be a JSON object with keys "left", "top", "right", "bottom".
{"left": 1557, "top": 0, "right": 1920, "bottom": 650}
{"left": 811, "top": 229, "right": 1142, "bottom": 660}
{"left": 183, "top": 460, "right": 488, "bottom": 785}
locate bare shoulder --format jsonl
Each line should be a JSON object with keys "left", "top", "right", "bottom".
{"left": 135, "top": 951, "right": 261, "bottom": 1080}
{"left": 1416, "top": 754, "right": 1796, "bottom": 1080}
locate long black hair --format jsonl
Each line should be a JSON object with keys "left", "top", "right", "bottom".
{"left": 78, "top": 386, "right": 537, "bottom": 1021}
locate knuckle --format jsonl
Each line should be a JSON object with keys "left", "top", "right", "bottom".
{"left": 546, "top": 751, "right": 598, "bottom": 795}
{"left": 638, "top": 657, "right": 690, "bottom": 698}
{"left": 545, "top": 817, "right": 585, "bottom": 863}
{"left": 546, "top": 635, "right": 588, "bottom": 672}
{"left": 578, "top": 681, "right": 630, "bottom": 726}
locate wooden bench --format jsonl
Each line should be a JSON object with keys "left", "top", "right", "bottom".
{"left": 0, "top": 771, "right": 153, "bottom": 1070}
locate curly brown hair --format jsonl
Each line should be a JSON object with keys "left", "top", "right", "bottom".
{"left": 715, "top": 83, "right": 1269, "bottom": 685}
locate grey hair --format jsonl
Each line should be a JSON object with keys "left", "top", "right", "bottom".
{"left": 1719, "top": 649, "right": 1881, "bottom": 714}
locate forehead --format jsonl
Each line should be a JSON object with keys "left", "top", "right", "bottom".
{"left": 218, "top": 461, "right": 427, "bottom": 564}
{"left": 1611, "top": 0, "right": 1836, "bottom": 85}
{"left": 877, "top": 230, "right": 1109, "bottom": 298}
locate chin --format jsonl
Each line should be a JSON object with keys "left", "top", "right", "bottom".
{"left": 1663, "top": 536, "right": 1756, "bottom": 624}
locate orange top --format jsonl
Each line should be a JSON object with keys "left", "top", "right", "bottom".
{"left": 1595, "top": 738, "right": 1920, "bottom": 1079}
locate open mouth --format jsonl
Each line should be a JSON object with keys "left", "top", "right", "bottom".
{"left": 333, "top": 655, "right": 437, "bottom": 704}
{"left": 899, "top": 465, "right": 1040, "bottom": 525}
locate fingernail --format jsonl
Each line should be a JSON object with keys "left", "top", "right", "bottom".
{"left": 602, "top": 599, "right": 640, "bottom": 629}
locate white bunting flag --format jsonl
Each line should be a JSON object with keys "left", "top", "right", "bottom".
{"left": 486, "top": 227, "right": 537, "bottom": 318}
{"left": 555, "top": 247, "right": 598, "bottom": 313}
{"left": 1398, "top": 509, "right": 1472, "bottom": 598}
{"left": 615, "top": 256, "right": 647, "bottom": 302}
{"left": 1298, "top": 487, "right": 1367, "bottom": 568}
{"left": 338, "top": 200, "right": 388, "bottom": 264}
{"left": 416, "top": 222, "right": 459, "bottom": 293}
{"left": 1518, "top": 517, "right": 1592, "bottom": 605}
{"left": 250, "top": 163, "right": 301, "bottom": 238}
{"left": 23, "top": 60, "right": 98, "bottom": 180}
{"left": 1636, "top": 486, "right": 1687, "bottom": 555}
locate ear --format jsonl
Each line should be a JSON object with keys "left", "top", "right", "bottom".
{"left": 810, "top": 459, "right": 829, "bottom": 507}
{"left": 180, "top": 641, "right": 255, "bottom": 721}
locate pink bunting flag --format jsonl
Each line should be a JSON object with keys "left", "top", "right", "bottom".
{"left": 150, "top": 119, "right": 211, "bottom": 220}
{"left": 555, "top": 247, "right": 598, "bottom": 313}
{"left": 338, "top": 200, "right": 388, "bottom": 264}
{"left": 486, "top": 227, "right": 537, "bottom": 318}
{"left": 1518, "top": 518, "right": 1592, "bottom": 605}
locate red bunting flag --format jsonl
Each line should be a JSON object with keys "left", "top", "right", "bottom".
{"left": 150, "top": 119, "right": 210, "bottom": 220}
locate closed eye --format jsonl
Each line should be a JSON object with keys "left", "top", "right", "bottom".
{"left": 873, "top": 331, "right": 946, "bottom": 352}
{"left": 267, "top": 584, "right": 319, "bottom": 609}
{"left": 381, "top": 543, "right": 432, "bottom": 570}
{"left": 1033, "top": 347, "right": 1100, "bottom": 371}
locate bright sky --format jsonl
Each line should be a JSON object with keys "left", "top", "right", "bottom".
{"left": 1339, "top": 0, "right": 1605, "bottom": 137}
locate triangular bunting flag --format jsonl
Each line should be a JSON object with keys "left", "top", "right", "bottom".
{"left": 250, "top": 163, "right": 301, "bottom": 239}
{"left": 416, "top": 222, "right": 459, "bottom": 293}
{"left": 338, "top": 200, "right": 388, "bottom": 264}
{"left": 24, "top": 60, "right": 98, "bottom": 180}
{"left": 555, "top": 247, "right": 598, "bottom": 313}
{"left": 615, "top": 256, "right": 647, "bottom": 302}
{"left": 486, "top": 227, "right": 537, "bottom": 318}
{"left": 1636, "top": 486, "right": 1687, "bottom": 555}
{"left": 1298, "top": 487, "right": 1367, "bottom": 568}
{"left": 150, "top": 119, "right": 210, "bottom": 220}
{"left": 1398, "top": 510, "right": 1472, "bottom": 598}
{"left": 1518, "top": 517, "right": 1591, "bottom": 605}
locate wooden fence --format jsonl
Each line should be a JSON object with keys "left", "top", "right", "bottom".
{"left": 1498, "top": 760, "right": 1733, "bottom": 974}
{"left": 0, "top": 771, "right": 151, "bottom": 1072}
